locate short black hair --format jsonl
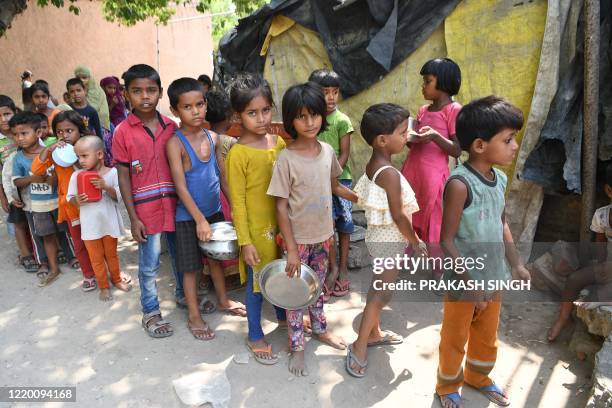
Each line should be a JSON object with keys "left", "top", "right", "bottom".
{"left": 122, "top": 64, "right": 161, "bottom": 89}
{"left": 36, "top": 112, "right": 48, "bottom": 125}
{"left": 420, "top": 58, "right": 462, "bottom": 96}
{"left": 229, "top": 73, "right": 274, "bottom": 113}
{"left": 52, "top": 110, "right": 89, "bottom": 136}
{"left": 197, "top": 74, "right": 212, "bottom": 87}
{"left": 9, "top": 111, "right": 42, "bottom": 130}
{"left": 0, "top": 95, "right": 17, "bottom": 113}
{"left": 29, "top": 82, "right": 50, "bottom": 98}
{"left": 205, "top": 90, "right": 231, "bottom": 124}
{"left": 455, "top": 95, "right": 524, "bottom": 151}
{"left": 308, "top": 69, "right": 341, "bottom": 88}
{"left": 66, "top": 77, "right": 85, "bottom": 91}
{"left": 360, "top": 103, "right": 410, "bottom": 146}
{"left": 606, "top": 162, "right": 612, "bottom": 187}
{"left": 167, "top": 77, "right": 206, "bottom": 109}
{"left": 282, "top": 82, "right": 328, "bottom": 140}
{"left": 34, "top": 79, "right": 49, "bottom": 86}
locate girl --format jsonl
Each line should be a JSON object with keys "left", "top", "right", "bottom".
{"left": 29, "top": 83, "right": 60, "bottom": 129}
{"left": 32, "top": 111, "right": 97, "bottom": 291}
{"left": 225, "top": 73, "right": 287, "bottom": 365}
{"left": 268, "top": 82, "right": 356, "bottom": 376}
{"left": 401, "top": 58, "right": 462, "bottom": 251}
{"left": 347, "top": 103, "right": 426, "bottom": 378}
{"left": 100, "top": 76, "right": 127, "bottom": 127}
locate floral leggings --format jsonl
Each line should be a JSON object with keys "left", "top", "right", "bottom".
{"left": 287, "top": 238, "right": 332, "bottom": 352}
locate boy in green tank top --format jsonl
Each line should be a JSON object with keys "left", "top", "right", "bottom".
{"left": 435, "top": 96, "right": 530, "bottom": 408}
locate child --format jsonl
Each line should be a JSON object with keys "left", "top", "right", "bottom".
{"left": 100, "top": 76, "right": 127, "bottom": 127}
{"left": 197, "top": 74, "right": 212, "bottom": 93}
{"left": 268, "top": 82, "right": 356, "bottom": 376}
{"left": 548, "top": 162, "right": 612, "bottom": 341}
{"left": 67, "top": 136, "right": 131, "bottom": 301}
{"left": 112, "top": 64, "right": 183, "bottom": 338}
{"left": 225, "top": 73, "right": 287, "bottom": 364}
{"left": 308, "top": 69, "right": 354, "bottom": 298}
{"left": 67, "top": 78, "right": 103, "bottom": 138}
{"left": 36, "top": 113, "right": 56, "bottom": 147}
{"left": 347, "top": 103, "right": 426, "bottom": 378}
{"left": 401, "top": 58, "right": 462, "bottom": 252}
{"left": 435, "top": 96, "right": 530, "bottom": 408}
{"left": 0, "top": 95, "right": 38, "bottom": 272}
{"left": 29, "top": 82, "right": 60, "bottom": 128}
{"left": 74, "top": 65, "right": 111, "bottom": 130}
{"left": 32, "top": 111, "right": 97, "bottom": 290}
{"left": 10, "top": 111, "right": 64, "bottom": 286}
{"left": 166, "top": 77, "right": 246, "bottom": 341}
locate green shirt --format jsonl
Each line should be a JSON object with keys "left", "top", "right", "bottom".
{"left": 317, "top": 109, "right": 354, "bottom": 180}
{"left": 0, "top": 133, "right": 17, "bottom": 167}
{"left": 42, "top": 136, "right": 57, "bottom": 147}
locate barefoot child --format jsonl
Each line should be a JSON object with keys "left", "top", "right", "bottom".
{"left": 166, "top": 78, "right": 246, "bottom": 341}
{"left": 268, "top": 82, "right": 356, "bottom": 376}
{"left": 347, "top": 104, "right": 426, "bottom": 378}
{"left": 67, "top": 136, "right": 131, "bottom": 301}
{"left": 226, "top": 73, "right": 287, "bottom": 364}
{"left": 435, "top": 96, "right": 530, "bottom": 408}
{"left": 32, "top": 111, "right": 97, "bottom": 291}
{"left": 308, "top": 69, "right": 354, "bottom": 299}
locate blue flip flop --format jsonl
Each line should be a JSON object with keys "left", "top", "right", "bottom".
{"left": 475, "top": 383, "right": 510, "bottom": 407}
{"left": 436, "top": 392, "right": 462, "bottom": 408}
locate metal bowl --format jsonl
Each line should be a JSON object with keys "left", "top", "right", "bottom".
{"left": 258, "top": 259, "right": 322, "bottom": 310}
{"left": 198, "top": 222, "right": 239, "bottom": 260}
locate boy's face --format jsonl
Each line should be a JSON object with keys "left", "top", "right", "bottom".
{"left": 125, "top": 78, "right": 161, "bottom": 115}
{"left": 103, "top": 84, "right": 117, "bottom": 96}
{"left": 12, "top": 124, "right": 41, "bottom": 149}
{"left": 68, "top": 84, "right": 86, "bottom": 104}
{"left": 0, "top": 106, "right": 15, "bottom": 134}
{"left": 171, "top": 91, "right": 207, "bottom": 128}
{"left": 292, "top": 107, "right": 322, "bottom": 140}
{"left": 32, "top": 90, "right": 49, "bottom": 111}
{"left": 55, "top": 120, "right": 80, "bottom": 145}
{"left": 475, "top": 128, "right": 519, "bottom": 166}
{"left": 321, "top": 87, "right": 339, "bottom": 114}
{"left": 75, "top": 144, "right": 102, "bottom": 170}
{"left": 421, "top": 74, "right": 442, "bottom": 101}
{"left": 237, "top": 95, "right": 272, "bottom": 136}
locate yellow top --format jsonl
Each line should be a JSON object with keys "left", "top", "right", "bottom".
{"left": 226, "top": 135, "right": 286, "bottom": 292}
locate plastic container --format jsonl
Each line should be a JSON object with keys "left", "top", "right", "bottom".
{"left": 77, "top": 171, "right": 102, "bottom": 202}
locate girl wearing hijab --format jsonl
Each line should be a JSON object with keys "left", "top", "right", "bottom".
{"left": 100, "top": 76, "right": 127, "bottom": 127}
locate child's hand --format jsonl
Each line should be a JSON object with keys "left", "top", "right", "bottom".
{"left": 90, "top": 177, "right": 106, "bottom": 190}
{"left": 285, "top": 249, "right": 300, "bottom": 278}
{"left": 12, "top": 199, "right": 24, "bottom": 208}
{"left": 414, "top": 126, "right": 441, "bottom": 143}
{"left": 130, "top": 218, "right": 148, "bottom": 243}
{"left": 196, "top": 219, "right": 213, "bottom": 242}
{"left": 49, "top": 140, "right": 67, "bottom": 151}
{"left": 242, "top": 244, "right": 261, "bottom": 267}
{"left": 512, "top": 265, "right": 531, "bottom": 281}
{"left": 76, "top": 193, "right": 89, "bottom": 205}
{"left": 411, "top": 240, "right": 428, "bottom": 257}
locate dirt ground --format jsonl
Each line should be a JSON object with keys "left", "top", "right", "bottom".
{"left": 0, "top": 215, "right": 594, "bottom": 408}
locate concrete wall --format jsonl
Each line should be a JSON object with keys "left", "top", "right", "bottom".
{"left": 0, "top": 2, "right": 213, "bottom": 115}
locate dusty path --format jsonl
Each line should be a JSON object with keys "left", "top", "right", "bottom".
{"left": 0, "top": 218, "right": 593, "bottom": 407}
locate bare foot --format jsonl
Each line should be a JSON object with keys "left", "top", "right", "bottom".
{"left": 114, "top": 281, "right": 132, "bottom": 292}
{"left": 289, "top": 350, "right": 308, "bottom": 376}
{"left": 548, "top": 317, "right": 572, "bottom": 342}
{"left": 187, "top": 316, "right": 215, "bottom": 341}
{"left": 314, "top": 331, "right": 346, "bottom": 350}
{"left": 99, "top": 288, "right": 113, "bottom": 301}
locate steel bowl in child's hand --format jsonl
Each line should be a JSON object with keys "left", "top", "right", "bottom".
{"left": 198, "top": 222, "right": 239, "bottom": 260}
{"left": 258, "top": 259, "right": 322, "bottom": 310}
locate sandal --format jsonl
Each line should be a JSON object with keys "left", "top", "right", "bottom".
{"left": 82, "top": 278, "right": 97, "bottom": 292}
{"left": 332, "top": 279, "right": 350, "bottom": 297}
{"left": 21, "top": 255, "right": 39, "bottom": 273}
{"left": 436, "top": 392, "right": 463, "bottom": 408}
{"left": 218, "top": 303, "right": 247, "bottom": 317}
{"left": 187, "top": 322, "right": 215, "bottom": 341}
{"left": 198, "top": 279, "right": 210, "bottom": 296}
{"left": 38, "top": 270, "right": 60, "bottom": 287}
{"left": 38, "top": 263, "right": 49, "bottom": 274}
{"left": 246, "top": 342, "right": 278, "bottom": 365}
{"left": 57, "top": 253, "right": 68, "bottom": 264}
{"left": 69, "top": 258, "right": 80, "bottom": 270}
{"left": 471, "top": 383, "right": 509, "bottom": 407}
{"left": 367, "top": 331, "right": 403, "bottom": 347}
{"left": 176, "top": 297, "right": 217, "bottom": 314}
{"left": 345, "top": 344, "right": 367, "bottom": 378}
{"left": 141, "top": 311, "right": 174, "bottom": 338}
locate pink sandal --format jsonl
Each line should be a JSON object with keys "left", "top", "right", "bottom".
{"left": 332, "top": 279, "right": 350, "bottom": 297}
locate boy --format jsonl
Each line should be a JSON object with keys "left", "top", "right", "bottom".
{"left": 112, "top": 64, "right": 183, "bottom": 338}
{"left": 436, "top": 96, "right": 530, "bottom": 408}
{"left": 67, "top": 78, "right": 103, "bottom": 138}
{"left": 205, "top": 90, "right": 236, "bottom": 159}
{"left": 10, "top": 111, "right": 63, "bottom": 286}
{"left": 36, "top": 113, "right": 56, "bottom": 147}
{"left": 308, "top": 69, "right": 354, "bottom": 298}
{"left": 166, "top": 78, "right": 245, "bottom": 341}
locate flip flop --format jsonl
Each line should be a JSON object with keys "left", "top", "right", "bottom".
{"left": 68, "top": 258, "right": 80, "bottom": 270}
{"left": 38, "top": 271, "right": 60, "bottom": 287}
{"left": 345, "top": 345, "right": 367, "bottom": 378}
{"left": 187, "top": 322, "right": 215, "bottom": 341}
{"left": 332, "top": 279, "right": 350, "bottom": 297}
{"left": 82, "top": 278, "right": 97, "bottom": 292}
{"left": 175, "top": 298, "right": 217, "bottom": 314}
{"left": 246, "top": 342, "right": 278, "bottom": 365}
{"left": 367, "top": 331, "right": 403, "bottom": 347}
{"left": 436, "top": 392, "right": 462, "bottom": 408}
{"left": 472, "top": 383, "right": 509, "bottom": 407}
{"left": 218, "top": 304, "right": 247, "bottom": 317}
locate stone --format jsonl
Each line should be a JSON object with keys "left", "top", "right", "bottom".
{"left": 570, "top": 320, "right": 604, "bottom": 358}
{"left": 348, "top": 241, "right": 371, "bottom": 270}
{"left": 577, "top": 306, "right": 612, "bottom": 338}
{"left": 586, "top": 335, "right": 612, "bottom": 408}
{"left": 550, "top": 240, "right": 580, "bottom": 276}
{"left": 528, "top": 252, "right": 565, "bottom": 294}
{"left": 350, "top": 225, "right": 366, "bottom": 242}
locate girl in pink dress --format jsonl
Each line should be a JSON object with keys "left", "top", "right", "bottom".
{"left": 401, "top": 58, "right": 462, "bottom": 249}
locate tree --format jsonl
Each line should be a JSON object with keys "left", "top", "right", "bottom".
{"left": 0, "top": 0, "right": 268, "bottom": 38}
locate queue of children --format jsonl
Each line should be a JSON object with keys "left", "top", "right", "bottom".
{"left": 16, "top": 58, "right": 609, "bottom": 408}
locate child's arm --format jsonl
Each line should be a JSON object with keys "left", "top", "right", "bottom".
{"left": 276, "top": 197, "right": 300, "bottom": 277}
{"left": 502, "top": 211, "right": 530, "bottom": 281}
{"left": 338, "top": 132, "right": 352, "bottom": 170}
{"left": 166, "top": 136, "right": 212, "bottom": 241}
{"left": 117, "top": 166, "right": 147, "bottom": 242}
{"left": 13, "top": 175, "right": 44, "bottom": 188}
{"left": 414, "top": 126, "right": 461, "bottom": 158}
{"left": 34, "top": 141, "right": 66, "bottom": 172}
{"left": 331, "top": 178, "right": 358, "bottom": 203}
{"left": 213, "top": 132, "right": 231, "bottom": 208}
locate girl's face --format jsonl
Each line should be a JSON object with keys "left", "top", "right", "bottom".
{"left": 55, "top": 120, "right": 81, "bottom": 145}
{"left": 477, "top": 128, "right": 519, "bottom": 167}
{"left": 39, "top": 121, "right": 50, "bottom": 138}
{"left": 421, "top": 74, "right": 443, "bottom": 101}
{"left": 103, "top": 84, "right": 117, "bottom": 96}
{"left": 386, "top": 119, "right": 409, "bottom": 154}
{"left": 32, "top": 90, "right": 49, "bottom": 111}
{"left": 238, "top": 95, "right": 273, "bottom": 136}
{"left": 292, "top": 107, "right": 322, "bottom": 140}
{"left": 0, "top": 106, "right": 15, "bottom": 134}
{"left": 77, "top": 74, "right": 90, "bottom": 87}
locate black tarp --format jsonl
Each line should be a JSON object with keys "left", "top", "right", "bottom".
{"left": 217, "top": 0, "right": 461, "bottom": 97}
{"left": 522, "top": 2, "right": 612, "bottom": 194}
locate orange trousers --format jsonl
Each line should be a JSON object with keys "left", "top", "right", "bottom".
{"left": 83, "top": 236, "right": 121, "bottom": 290}
{"left": 436, "top": 297, "right": 501, "bottom": 395}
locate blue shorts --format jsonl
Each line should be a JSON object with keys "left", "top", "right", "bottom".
{"left": 332, "top": 179, "right": 354, "bottom": 234}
